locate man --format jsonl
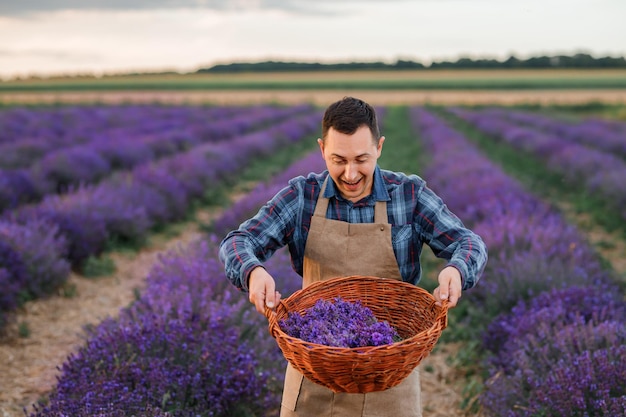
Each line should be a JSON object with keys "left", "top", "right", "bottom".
{"left": 219, "top": 96, "right": 487, "bottom": 416}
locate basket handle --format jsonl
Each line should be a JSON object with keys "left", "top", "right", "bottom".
{"left": 436, "top": 299, "right": 449, "bottom": 330}
{"left": 263, "top": 302, "right": 280, "bottom": 320}
{"left": 264, "top": 302, "right": 281, "bottom": 338}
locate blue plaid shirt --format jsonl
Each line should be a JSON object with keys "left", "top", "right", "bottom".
{"left": 220, "top": 166, "right": 487, "bottom": 292}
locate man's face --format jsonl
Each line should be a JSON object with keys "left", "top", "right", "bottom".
{"left": 318, "top": 125, "right": 384, "bottom": 203}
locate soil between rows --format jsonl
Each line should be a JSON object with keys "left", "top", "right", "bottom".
{"left": 2, "top": 89, "right": 626, "bottom": 106}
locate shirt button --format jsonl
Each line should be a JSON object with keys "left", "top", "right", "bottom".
{"left": 380, "top": 226, "right": 384, "bottom": 231}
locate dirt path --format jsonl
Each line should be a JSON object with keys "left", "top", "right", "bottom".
{"left": 2, "top": 89, "right": 626, "bottom": 106}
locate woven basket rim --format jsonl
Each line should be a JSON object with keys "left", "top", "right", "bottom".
{"left": 270, "top": 324, "right": 443, "bottom": 353}
{"left": 267, "top": 275, "right": 448, "bottom": 352}
{"left": 265, "top": 275, "right": 449, "bottom": 393}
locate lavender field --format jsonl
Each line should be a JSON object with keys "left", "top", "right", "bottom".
{"left": 0, "top": 103, "right": 321, "bottom": 327}
{"left": 1, "top": 103, "right": 624, "bottom": 416}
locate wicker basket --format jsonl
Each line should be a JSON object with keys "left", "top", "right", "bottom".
{"left": 265, "top": 275, "right": 448, "bottom": 393}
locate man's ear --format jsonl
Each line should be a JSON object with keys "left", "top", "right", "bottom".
{"left": 317, "top": 138, "right": 324, "bottom": 154}
{"left": 377, "top": 136, "right": 385, "bottom": 156}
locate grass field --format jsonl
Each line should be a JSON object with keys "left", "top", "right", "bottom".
{"left": 2, "top": 69, "right": 626, "bottom": 91}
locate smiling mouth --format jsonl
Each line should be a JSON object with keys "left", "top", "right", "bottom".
{"left": 342, "top": 178, "right": 362, "bottom": 187}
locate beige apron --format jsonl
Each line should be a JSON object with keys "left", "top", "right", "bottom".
{"left": 280, "top": 177, "right": 422, "bottom": 417}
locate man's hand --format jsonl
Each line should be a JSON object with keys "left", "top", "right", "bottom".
{"left": 433, "top": 266, "right": 462, "bottom": 308}
{"left": 248, "top": 266, "right": 282, "bottom": 314}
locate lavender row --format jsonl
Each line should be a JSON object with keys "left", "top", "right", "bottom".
{"left": 0, "top": 104, "right": 312, "bottom": 212}
{"left": 448, "top": 107, "right": 626, "bottom": 221}
{"left": 0, "top": 219, "right": 70, "bottom": 330}
{"left": 470, "top": 107, "right": 626, "bottom": 158}
{"left": 0, "top": 105, "right": 236, "bottom": 160}
{"left": 1, "top": 109, "right": 321, "bottom": 332}
{"left": 8, "top": 108, "right": 321, "bottom": 263}
{"left": 410, "top": 108, "right": 625, "bottom": 416}
{"left": 29, "top": 147, "right": 328, "bottom": 416}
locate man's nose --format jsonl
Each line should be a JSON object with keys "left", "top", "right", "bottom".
{"left": 344, "top": 163, "right": 358, "bottom": 181}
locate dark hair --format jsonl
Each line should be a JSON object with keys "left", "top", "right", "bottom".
{"left": 321, "top": 96, "right": 381, "bottom": 144}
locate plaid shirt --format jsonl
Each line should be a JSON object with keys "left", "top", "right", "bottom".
{"left": 219, "top": 166, "right": 487, "bottom": 292}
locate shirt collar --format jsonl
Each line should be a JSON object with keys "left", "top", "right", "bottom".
{"left": 323, "top": 166, "right": 390, "bottom": 202}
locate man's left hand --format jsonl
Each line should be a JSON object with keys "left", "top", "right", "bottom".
{"left": 433, "top": 266, "right": 462, "bottom": 308}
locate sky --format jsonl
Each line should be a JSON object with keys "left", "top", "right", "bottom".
{"left": 1, "top": 0, "right": 625, "bottom": 79}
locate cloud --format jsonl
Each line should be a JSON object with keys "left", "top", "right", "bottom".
{"left": 0, "top": 0, "right": 411, "bottom": 16}
{"left": 0, "top": 48, "right": 101, "bottom": 61}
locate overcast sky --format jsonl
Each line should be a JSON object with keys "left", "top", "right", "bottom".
{"left": 1, "top": 0, "right": 625, "bottom": 79}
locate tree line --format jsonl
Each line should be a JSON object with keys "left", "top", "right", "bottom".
{"left": 198, "top": 53, "right": 626, "bottom": 73}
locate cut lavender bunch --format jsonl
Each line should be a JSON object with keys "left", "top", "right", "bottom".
{"left": 280, "top": 296, "right": 400, "bottom": 348}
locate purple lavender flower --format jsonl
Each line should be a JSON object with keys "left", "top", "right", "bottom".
{"left": 30, "top": 236, "right": 304, "bottom": 416}
{"left": 0, "top": 169, "right": 39, "bottom": 212}
{"left": 484, "top": 284, "right": 626, "bottom": 370}
{"left": 0, "top": 240, "right": 27, "bottom": 314}
{"left": 29, "top": 314, "right": 271, "bottom": 417}
{"left": 0, "top": 218, "right": 70, "bottom": 300}
{"left": 0, "top": 139, "right": 48, "bottom": 169}
{"left": 92, "top": 137, "right": 155, "bottom": 170}
{"left": 132, "top": 164, "right": 190, "bottom": 222}
{"left": 280, "top": 297, "right": 399, "bottom": 348}
{"left": 410, "top": 107, "right": 626, "bottom": 416}
{"left": 482, "top": 320, "right": 626, "bottom": 417}
{"left": 449, "top": 106, "right": 626, "bottom": 221}
{"left": 34, "top": 146, "right": 112, "bottom": 194}
{"left": 16, "top": 205, "right": 109, "bottom": 265}
{"left": 29, "top": 403, "right": 171, "bottom": 417}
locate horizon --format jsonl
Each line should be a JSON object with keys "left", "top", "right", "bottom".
{"left": 6, "top": 52, "right": 626, "bottom": 82}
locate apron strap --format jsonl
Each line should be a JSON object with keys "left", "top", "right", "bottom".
{"left": 374, "top": 201, "right": 388, "bottom": 223}
{"left": 313, "top": 177, "right": 330, "bottom": 218}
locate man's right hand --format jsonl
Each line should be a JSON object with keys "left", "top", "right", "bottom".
{"left": 248, "top": 266, "right": 281, "bottom": 314}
